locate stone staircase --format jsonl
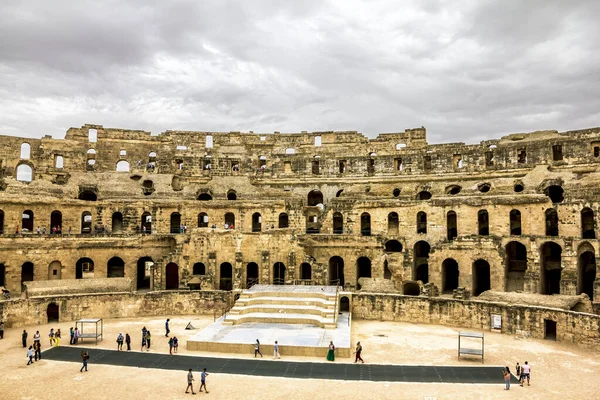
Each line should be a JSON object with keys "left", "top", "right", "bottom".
{"left": 222, "top": 284, "right": 339, "bottom": 329}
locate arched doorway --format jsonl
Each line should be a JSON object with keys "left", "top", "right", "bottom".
{"left": 165, "top": 262, "right": 179, "bottom": 289}
{"left": 48, "top": 261, "right": 62, "bottom": 280}
{"left": 340, "top": 296, "right": 350, "bottom": 312}
{"left": 581, "top": 208, "right": 596, "bottom": 239}
{"left": 246, "top": 262, "right": 259, "bottom": 287}
{"left": 360, "top": 213, "right": 371, "bottom": 236}
{"left": 403, "top": 282, "right": 420, "bottom": 296}
{"left": 388, "top": 212, "right": 399, "bottom": 235}
{"left": 307, "top": 190, "right": 323, "bottom": 206}
{"left": 112, "top": 212, "right": 123, "bottom": 233}
{"left": 22, "top": 210, "right": 34, "bottom": 232}
{"left": 227, "top": 190, "right": 237, "bottom": 200}
{"left": 0, "top": 263, "right": 5, "bottom": 287}
{"left": 577, "top": 244, "right": 596, "bottom": 300}
{"left": 447, "top": 211, "right": 457, "bottom": 240}
{"left": 300, "top": 263, "right": 312, "bottom": 280}
{"left": 329, "top": 256, "right": 345, "bottom": 287}
{"left": 505, "top": 241, "right": 528, "bottom": 291}
{"left": 333, "top": 212, "right": 343, "bottom": 234}
{"left": 252, "top": 213, "right": 262, "bottom": 232}
{"left": 0, "top": 210, "right": 4, "bottom": 234}
{"left": 273, "top": 262, "right": 286, "bottom": 285}
{"left": 472, "top": 259, "right": 491, "bottom": 296}
{"left": 170, "top": 212, "right": 181, "bottom": 233}
{"left": 219, "top": 262, "right": 233, "bottom": 290}
{"left": 21, "top": 262, "right": 34, "bottom": 283}
{"left": 442, "top": 258, "right": 459, "bottom": 294}
{"left": 50, "top": 210, "right": 62, "bottom": 232}
{"left": 413, "top": 241, "right": 430, "bottom": 283}
{"left": 141, "top": 212, "right": 152, "bottom": 233}
{"left": 76, "top": 257, "right": 94, "bottom": 279}
{"left": 356, "top": 257, "right": 371, "bottom": 289}
{"left": 47, "top": 303, "right": 59, "bottom": 323}
{"left": 137, "top": 257, "right": 153, "bottom": 290}
{"left": 198, "top": 212, "right": 209, "bottom": 228}
{"left": 540, "top": 242, "right": 562, "bottom": 295}
{"left": 224, "top": 212, "right": 235, "bottom": 228}
{"left": 384, "top": 240, "right": 403, "bottom": 252}
{"left": 278, "top": 213, "right": 289, "bottom": 228}
{"left": 81, "top": 211, "right": 92, "bottom": 234}
{"left": 107, "top": 257, "right": 125, "bottom": 278}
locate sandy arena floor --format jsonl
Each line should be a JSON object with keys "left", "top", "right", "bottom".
{"left": 1, "top": 315, "right": 599, "bottom": 400}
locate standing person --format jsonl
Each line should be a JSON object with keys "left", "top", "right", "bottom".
{"left": 0, "top": 320, "right": 4, "bottom": 339}
{"left": 69, "top": 327, "right": 75, "bottom": 345}
{"left": 521, "top": 361, "right": 531, "bottom": 386}
{"left": 254, "top": 339, "right": 263, "bottom": 358}
{"left": 354, "top": 341, "right": 364, "bottom": 363}
{"left": 80, "top": 351, "right": 89, "bottom": 372}
{"left": 503, "top": 366, "right": 511, "bottom": 390}
{"left": 33, "top": 330, "right": 40, "bottom": 345}
{"left": 48, "top": 328, "right": 55, "bottom": 347}
{"left": 168, "top": 337, "right": 174, "bottom": 355}
{"left": 55, "top": 329, "right": 61, "bottom": 347}
{"left": 326, "top": 341, "right": 335, "bottom": 362}
{"left": 22, "top": 330, "right": 28, "bottom": 347}
{"left": 146, "top": 331, "right": 152, "bottom": 351}
{"left": 125, "top": 333, "right": 131, "bottom": 351}
{"left": 116, "top": 333, "right": 124, "bottom": 351}
{"left": 165, "top": 319, "right": 170, "bottom": 337}
{"left": 199, "top": 368, "right": 209, "bottom": 394}
{"left": 141, "top": 333, "right": 147, "bottom": 351}
{"left": 273, "top": 341, "right": 281, "bottom": 359}
{"left": 515, "top": 362, "right": 522, "bottom": 385}
{"left": 142, "top": 326, "right": 148, "bottom": 342}
{"left": 26, "top": 346, "right": 34, "bottom": 365}
{"left": 185, "top": 369, "right": 196, "bottom": 395}
{"left": 34, "top": 341, "right": 41, "bottom": 361}
{"left": 74, "top": 327, "right": 80, "bottom": 344}
{"left": 173, "top": 336, "right": 179, "bottom": 353}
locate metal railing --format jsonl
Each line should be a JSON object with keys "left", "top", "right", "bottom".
{"left": 333, "top": 283, "right": 340, "bottom": 324}
{"left": 273, "top": 277, "right": 286, "bottom": 285}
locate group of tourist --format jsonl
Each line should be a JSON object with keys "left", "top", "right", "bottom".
{"left": 186, "top": 368, "right": 209, "bottom": 394}
{"left": 23, "top": 329, "right": 46, "bottom": 365}
{"left": 503, "top": 361, "right": 532, "bottom": 390}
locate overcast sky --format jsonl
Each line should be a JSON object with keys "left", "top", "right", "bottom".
{"left": 0, "top": 0, "right": 598, "bottom": 144}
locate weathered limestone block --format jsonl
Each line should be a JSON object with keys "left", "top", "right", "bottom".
{"left": 24, "top": 278, "right": 135, "bottom": 297}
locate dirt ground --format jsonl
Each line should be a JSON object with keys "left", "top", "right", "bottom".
{"left": 1, "top": 315, "right": 599, "bottom": 400}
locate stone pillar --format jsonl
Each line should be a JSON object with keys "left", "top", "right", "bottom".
{"left": 234, "top": 252, "right": 243, "bottom": 289}
{"left": 261, "top": 251, "right": 270, "bottom": 284}
{"left": 208, "top": 252, "right": 217, "bottom": 290}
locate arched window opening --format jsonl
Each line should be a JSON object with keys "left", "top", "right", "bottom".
{"left": 356, "top": 257, "right": 372, "bottom": 289}
{"left": 107, "top": 257, "right": 125, "bottom": 278}
{"left": 307, "top": 190, "right": 323, "bottom": 206}
{"left": 227, "top": 190, "right": 237, "bottom": 200}
{"left": 48, "top": 260, "right": 62, "bottom": 280}
{"left": 0, "top": 263, "right": 5, "bottom": 286}
{"left": 336, "top": 189, "right": 344, "bottom": 197}
{"left": 112, "top": 212, "right": 123, "bottom": 233}
{"left": 198, "top": 212, "right": 209, "bottom": 228}
{"left": 278, "top": 213, "right": 289, "bottom": 228}
{"left": 446, "top": 185, "right": 461, "bottom": 195}
{"left": 360, "top": 212, "right": 371, "bottom": 236}
{"left": 0, "top": 210, "right": 5, "bottom": 234}
{"left": 273, "top": 262, "right": 286, "bottom": 285}
{"left": 116, "top": 160, "right": 130, "bottom": 172}
{"left": 581, "top": 208, "right": 596, "bottom": 239}
{"left": 442, "top": 259, "right": 459, "bottom": 294}
{"left": 478, "top": 183, "right": 491, "bottom": 193}
{"left": 384, "top": 240, "right": 403, "bottom": 252}
{"left": 170, "top": 212, "right": 181, "bottom": 233}
{"left": 314, "top": 136, "right": 322, "bottom": 146}
{"left": 224, "top": 212, "right": 235, "bottom": 229}
{"left": 259, "top": 155, "right": 267, "bottom": 168}
{"left": 88, "top": 128, "right": 97, "bottom": 143}
{"left": 545, "top": 209, "right": 559, "bottom": 236}
{"left": 206, "top": 135, "right": 213, "bottom": 148}
{"left": 333, "top": 212, "right": 343, "bottom": 234}
{"left": 76, "top": 257, "right": 94, "bottom": 279}
{"left": 472, "top": 259, "right": 491, "bottom": 296}
{"left": 306, "top": 214, "right": 320, "bottom": 234}
{"left": 81, "top": 211, "right": 92, "bottom": 234}
{"left": 545, "top": 185, "right": 564, "bottom": 203}
{"left": 416, "top": 211, "right": 427, "bottom": 234}
{"left": 50, "top": 210, "right": 62, "bottom": 233}
{"left": 165, "top": 263, "right": 179, "bottom": 289}
{"left": 21, "top": 262, "right": 34, "bottom": 282}
{"left": 219, "top": 262, "right": 233, "bottom": 290}
{"left": 246, "top": 262, "right": 259, "bottom": 287}
{"left": 197, "top": 193, "right": 213, "bottom": 201}
{"left": 300, "top": 263, "right": 312, "bottom": 280}
{"left": 329, "top": 256, "right": 345, "bottom": 287}
{"left": 505, "top": 241, "right": 528, "bottom": 292}
{"left": 20, "top": 143, "right": 31, "bottom": 159}
{"left": 416, "top": 191, "right": 432, "bottom": 200}
{"left": 413, "top": 241, "right": 430, "bottom": 283}
{"left": 136, "top": 257, "right": 153, "bottom": 290}
{"left": 384, "top": 260, "right": 392, "bottom": 279}
{"left": 16, "top": 164, "right": 33, "bottom": 182}
{"left": 252, "top": 212, "right": 262, "bottom": 232}
{"left": 55, "top": 155, "right": 64, "bottom": 169}
{"left": 78, "top": 190, "right": 97, "bottom": 201}
{"left": 577, "top": 248, "right": 596, "bottom": 301}
{"left": 340, "top": 296, "right": 350, "bottom": 312}
{"left": 403, "top": 282, "right": 420, "bottom": 296}
{"left": 388, "top": 212, "right": 399, "bottom": 235}
{"left": 22, "top": 210, "right": 34, "bottom": 232}
{"left": 312, "top": 156, "right": 320, "bottom": 175}
{"left": 141, "top": 212, "right": 152, "bottom": 233}
{"left": 540, "top": 242, "right": 562, "bottom": 295}
{"left": 514, "top": 183, "right": 525, "bottom": 192}
{"left": 478, "top": 210, "right": 489, "bottom": 236}
{"left": 193, "top": 262, "right": 206, "bottom": 275}
{"left": 447, "top": 211, "right": 457, "bottom": 240}
{"left": 510, "top": 209, "right": 522, "bottom": 235}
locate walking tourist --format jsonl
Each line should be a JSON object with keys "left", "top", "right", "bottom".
{"left": 55, "top": 329, "right": 61, "bottom": 346}
{"left": 354, "top": 341, "right": 364, "bottom": 363}
{"left": 165, "top": 318, "right": 170, "bottom": 337}
{"left": 34, "top": 341, "right": 41, "bottom": 361}
{"left": 521, "top": 361, "right": 531, "bottom": 386}
{"left": 199, "top": 368, "right": 209, "bottom": 393}
{"left": 48, "top": 328, "right": 55, "bottom": 347}
{"left": 125, "top": 333, "right": 131, "bottom": 351}
{"left": 22, "top": 330, "right": 28, "bottom": 347}
{"left": 254, "top": 339, "right": 263, "bottom": 358}
{"left": 326, "top": 341, "right": 335, "bottom": 361}
{"left": 80, "top": 351, "right": 89, "bottom": 372}
{"left": 26, "top": 346, "right": 34, "bottom": 365}
{"left": 116, "top": 332, "right": 124, "bottom": 351}
{"left": 146, "top": 331, "right": 152, "bottom": 350}
{"left": 273, "top": 340, "right": 281, "bottom": 359}
{"left": 503, "top": 366, "right": 511, "bottom": 390}
{"left": 185, "top": 368, "right": 196, "bottom": 394}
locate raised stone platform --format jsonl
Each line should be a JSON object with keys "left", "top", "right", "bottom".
{"left": 187, "top": 284, "right": 351, "bottom": 357}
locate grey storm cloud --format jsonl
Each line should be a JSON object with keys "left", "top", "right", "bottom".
{"left": 0, "top": 0, "right": 599, "bottom": 143}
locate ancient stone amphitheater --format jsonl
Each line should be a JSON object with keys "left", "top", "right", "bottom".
{"left": 0, "top": 124, "right": 599, "bottom": 348}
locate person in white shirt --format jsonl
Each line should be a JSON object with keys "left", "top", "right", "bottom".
{"left": 273, "top": 341, "right": 281, "bottom": 359}
{"left": 521, "top": 361, "right": 531, "bottom": 386}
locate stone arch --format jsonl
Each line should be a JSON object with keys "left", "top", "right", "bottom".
{"left": 227, "top": 189, "right": 237, "bottom": 200}
{"left": 360, "top": 212, "right": 371, "bottom": 236}
{"left": 447, "top": 211, "right": 457, "bottom": 240}
{"left": 252, "top": 212, "right": 262, "bottom": 232}
{"left": 112, "top": 212, "right": 123, "bottom": 233}
{"left": 197, "top": 193, "right": 213, "bottom": 201}
{"left": 278, "top": 213, "right": 289, "bottom": 228}
{"left": 356, "top": 256, "right": 371, "bottom": 289}
{"left": 47, "top": 302, "right": 59, "bottom": 323}
{"left": 416, "top": 211, "right": 427, "bottom": 234}
{"left": 472, "top": 259, "right": 491, "bottom": 296}
{"left": 22, "top": 210, "right": 34, "bottom": 232}
{"left": 340, "top": 296, "right": 350, "bottom": 312}
{"left": 505, "top": 241, "right": 528, "bottom": 291}
{"left": 16, "top": 163, "right": 33, "bottom": 182}
{"left": 170, "top": 212, "right": 181, "bottom": 233}
{"left": 246, "top": 262, "right": 259, "bottom": 286}
{"left": 48, "top": 260, "right": 62, "bottom": 280}
{"left": 198, "top": 212, "right": 209, "bottom": 228}
{"left": 116, "top": 160, "right": 130, "bottom": 172}
{"left": 21, "top": 262, "right": 34, "bottom": 282}
{"left": 141, "top": 212, "right": 152, "bottom": 233}
{"left": 137, "top": 257, "right": 153, "bottom": 290}
{"left": 193, "top": 262, "right": 206, "bottom": 275}
{"left": 333, "top": 212, "right": 343, "bottom": 234}
{"left": 81, "top": 211, "right": 92, "bottom": 234}
{"left": 219, "top": 262, "right": 233, "bottom": 290}
{"left": 540, "top": 242, "right": 562, "bottom": 295}
{"left": 545, "top": 209, "right": 559, "bottom": 236}
{"left": 478, "top": 209, "right": 489, "bottom": 235}
{"left": 78, "top": 190, "right": 97, "bottom": 201}
{"left": 273, "top": 262, "right": 286, "bottom": 285}
{"left": 300, "top": 262, "right": 312, "bottom": 280}
{"left": 403, "top": 282, "right": 420, "bottom": 296}
{"left": 20, "top": 142, "right": 31, "bottom": 159}
{"left": 416, "top": 190, "right": 432, "bottom": 200}
{"left": 545, "top": 185, "right": 564, "bottom": 203}
{"left": 581, "top": 208, "right": 596, "bottom": 239}
{"left": 307, "top": 190, "right": 323, "bottom": 206}
{"left": 577, "top": 242, "right": 596, "bottom": 301}
{"left": 510, "top": 209, "right": 522, "bottom": 235}
{"left": 442, "top": 258, "right": 459, "bottom": 294}
{"left": 329, "top": 256, "right": 345, "bottom": 287}
{"left": 76, "top": 257, "right": 94, "bottom": 279}
{"left": 388, "top": 212, "right": 399, "bottom": 235}
{"left": 107, "top": 257, "right": 125, "bottom": 278}
{"left": 50, "top": 210, "right": 62, "bottom": 232}
{"left": 224, "top": 212, "right": 235, "bottom": 228}
{"left": 413, "top": 241, "right": 430, "bottom": 283}
{"left": 384, "top": 240, "right": 403, "bottom": 252}
{"left": 165, "top": 262, "right": 179, "bottom": 289}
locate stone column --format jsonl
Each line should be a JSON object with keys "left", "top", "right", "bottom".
{"left": 261, "top": 251, "right": 270, "bottom": 284}
{"left": 234, "top": 252, "right": 243, "bottom": 289}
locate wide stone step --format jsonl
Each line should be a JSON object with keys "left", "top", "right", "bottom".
{"left": 229, "top": 304, "right": 335, "bottom": 317}
{"left": 235, "top": 296, "right": 336, "bottom": 309}
{"left": 243, "top": 290, "right": 337, "bottom": 301}
{"left": 223, "top": 312, "right": 337, "bottom": 329}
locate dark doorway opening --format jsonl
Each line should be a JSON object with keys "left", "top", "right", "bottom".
{"left": 442, "top": 259, "right": 459, "bottom": 294}
{"left": 225, "top": 212, "right": 235, "bottom": 228}
{"left": 273, "top": 262, "right": 286, "bottom": 285}
{"left": 107, "top": 257, "right": 125, "bottom": 278}
{"left": 340, "top": 296, "right": 350, "bottom": 312}
{"left": 307, "top": 190, "right": 323, "bottom": 206}
{"left": 300, "top": 263, "right": 312, "bottom": 280}
{"left": 581, "top": 208, "right": 596, "bottom": 239}
{"left": 510, "top": 209, "right": 522, "bottom": 235}
{"left": 413, "top": 241, "right": 430, "bottom": 283}
{"left": 112, "top": 212, "right": 123, "bottom": 233}
{"left": 329, "top": 256, "right": 345, "bottom": 287}
{"left": 219, "top": 262, "right": 233, "bottom": 290}
{"left": 252, "top": 213, "right": 262, "bottom": 232}
{"left": 578, "top": 250, "right": 596, "bottom": 301}
{"left": 170, "top": 212, "right": 181, "bottom": 233}
{"left": 360, "top": 213, "right": 371, "bottom": 236}
{"left": 505, "top": 241, "right": 527, "bottom": 292}
{"left": 385, "top": 240, "right": 403, "bottom": 252}
{"left": 403, "top": 282, "right": 420, "bottom": 296}
{"left": 473, "top": 259, "right": 491, "bottom": 296}
{"left": 417, "top": 211, "right": 427, "bottom": 234}
{"left": 141, "top": 212, "right": 152, "bottom": 233}
{"left": 47, "top": 303, "right": 59, "bottom": 323}
{"left": 356, "top": 257, "right": 371, "bottom": 289}
{"left": 137, "top": 257, "right": 152, "bottom": 290}
{"left": 21, "top": 262, "right": 34, "bottom": 283}
{"left": 76, "top": 258, "right": 94, "bottom": 279}
{"left": 541, "top": 242, "right": 562, "bottom": 295}
{"left": 388, "top": 212, "right": 399, "bottom": 235}
{"left": 383, "top": 260, "right": 392, "bottom": 279}
{"left": 545, "top": 209, "right": 559, "bottom": 236}
{"left": 50, "top": 210, "right": 62, "bottom": 232}
{"left": 22, "top": 210, "right": 34, "bottom": 232}
{"left": 246, "top": 262, "right": 259, "bottom": 287}
{"left": 0, "top": 210, "right": 4, "bottom": 234}
{"left": 0, "top": 263, "right": 5, "bottom": 287}
{"left": 478, "top": 210, "right": 489, "bottom": 235}
{"left": 333, "top": 212, "right": 343, "bottom": 234}
{"left": 198, "top": 212, "right": 209, "bottom": 228}
{"left": 165, "top": 263, "right": 179, "bottom": 289}
{"left": 544, "top": 320, "right": 557, "bottom": 340}
{"left": 447, "top": 211, "right": 457, "bottom": 240}
{"left": 278, "top": 213, "right": 289, "bottom": 228}
{"left": 227, "top": 190, "right": 237, "bottom": 200}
